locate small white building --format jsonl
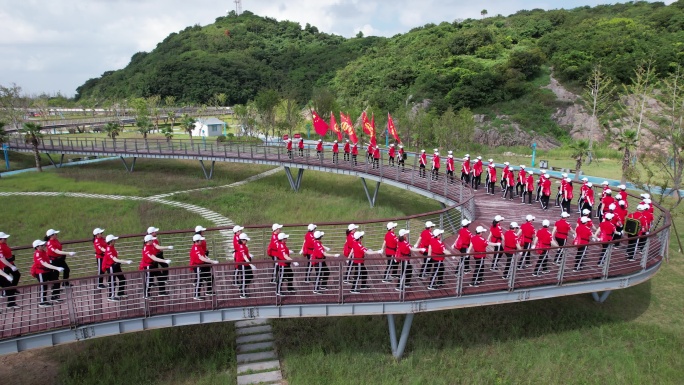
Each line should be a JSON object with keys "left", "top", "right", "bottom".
{"left": 192, "top": 117, "right": 226, "bottom": 137}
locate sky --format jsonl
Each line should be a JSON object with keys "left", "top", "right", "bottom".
{"left": 0, "top": 0, "right": 675, "bottom": 97}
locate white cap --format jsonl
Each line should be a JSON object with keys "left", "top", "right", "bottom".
{"left": 347, "top": 224, "right": 359, "bottom": 231}
{"left": 601, "top": 181, "right": 609, "bottom": 186}
{"left": 232, "top": 225, "right": 244, "bottom": 233}
{"left": 144, "top": 234, "right": 156, "bottom": 243}
{"left": 488, "top": 158, "right": 494, "bottom": 162}
{"left": 637, "top": 204, "right": 646, "bottom": 211}
{"left": 641, "top": 193, "right": 651, "bottom": 199}
{"left": 463, "top": 157, "right": 468, "bottom": 161}
{"left": 432, "top": 229, "right": 444, "bottom": 237}
{"left": 477, "top": 156, "right": 482, "bottom": 160}
{"left": 542, "top": 219, "right": 550, "bottom": 227}
{"left": 526, "top": 214, "right": 535, "bottom": 221}
{"left": 461, "top": 219, "right": 471, "bottom": 226}
{"left": 543, "top": 170, "right": 549, "bottom": 174}
{"left": 609, "top": 203, "right": 617, "bottom": 210}
{"left": 193, "top": 234, "right": 205, "bottom": 242}
{"left": 398, "top": 229, "right": 410, "bottom": 237}
{"left": 375, "top": 145, "right": 379, "bottom": 149}
{"left": 504, "top": 162, "right": 509, "bottom": 165}
{"left": 425, "top": 221, "right": 435, "bottom": 228}
{"left": 562, "top": 173, "right": 568, "bottom": 178}
{"left": 520, "top": 165, "right": 526, "bottom": 168}
{"left": 386, "top": 222, "right": 398, "bottom": 230}
{"left": 510, "top": 222, "right": 519, "bottom": 228}
{"left": 277, "top": 233, "right": 289, "bottom": 240}
{"left": 105, "top": 235, "right": 119, "bottom": 243}
{"left": 581, "top": 217, "right": 591, "bottom": 223}
{"left": 195, "top": 225, "right": 206, "bottom": 232}
{"left": 0, "top": 232, "right": 9, "bottom": 239}
{"left": 449, "top": 155, "right": 453, "bottom": 158}
{"left": 239, "top": 233, "right": 251, "bottom": 241}
{"left": 346, "top": 139, "right": 349, "bottom": 142}
{"left": 434, "top": 148, "right": 438, "bottom": 152}
{"left": 421, "top": 149, "right": 425, "bottom": 153}
{"left": 465, "top": 153, "right": 470, "bottom": 157}
{"left": 605, "top": 189, "right": 612, "bottom": 194}
{"left": 147, "top": 226, "right": 159, "bottom": 234}
{"left": 494, "top": 215, "right": 504, "bottom": 222}
{"left": 314, "top": 231, "right": 324, "bottom": 239}
{"left": 581, "top": 177, "right": 589, "bottom": 182}
{"left": 587, "top": 182, "right": 593, "bottom": 187}
{"left": 544, "top": 174, "right": 550, "bottom": 179}
{"left": 560, "top": 212, "right": 570, "bottom": 218}
{"left": 644, "top": 198, "right": 652, "bottom": 204}
{"left": 307, "top": 223, "right": 317, "bottom": 231}
{"left": 619, "top": 200, "right": 626, "bottom": 206}
{"left": 399, "top": 145, "right": 403, "bottom": 148}
{"left": 604, "top": 213, "right": 614, "bottom": 220}
{"left": 618, "top": 184, "right": 626, "bottom": 190}
{"left": 390, "top": 144, "right": 394, "bottom": 147}
{"left": 476, "top": 226, "right": 487, "bottom": 234}
{"left": 582, "top": 209, "right": 591, "bottom": 215}
{"left": 565, "top": 177, "right": 572, "bottom": 183}
{"left": 32, "top": 240, "right": 46, "bottom": 248}
{"left": 334, "top": 140, "right": 338, "bottom": 143}
{"left": 93, "top": 228, "right": 105, "bottom": 235}
{"left": 318, "top": 139, "right": 322, "bottom": 141}
{"left": 448, "top": 150, "right": 452, "bottom": 154}
{"left": 46, "top": 229, "right": 60, "bottom": 237}
{"left": 272, "top": 223, "right": 283, "bottom": 231}
{"left": 528, "top": 171, "right": 534, "bottom": 175}
{"left": 353, "top": 231, "right": 365, "bottom": 240}
{"left": 435, "top": 151, "right": 439, "bottom": 156}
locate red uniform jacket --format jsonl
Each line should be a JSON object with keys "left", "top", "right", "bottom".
{"left": 351, "top": 239, "right": 368, "bottom": 264}
{"left": 311, "top": 240, "right": 326, "bottom": 264}
{"left": 447, "top": 157, "right": 455, "bottom": 172}
{"left": 419, "top": 229, "right": 432, "bottom": 249}
{"left": 395, "top": 240, "right": 412, "bottom": 262}
{"left": 332, "top": 142, "right": 339, "bottom": 153}
{"left": 352, "top": 144, "right": 358, "bottom": 155}
{"left": 518, "top": 169, "right": 527, "bottom": 184}
{"left": 389, "top": 147, "right": 395, "bottom": 157}
{"left": 432, "top": 154, "right": 440, "bottom": 169}
{"left": 554, "top": 220, "right": 570, "bottom": 240}
{"left": 503, "top": 230, "right": 519, "bottom": 252}
{"left": 286, "top": 141, "right": 293, "bottom": 151}
{"left": 525, "top": 175, "right": 535, "bottom": 192}
{"left": 462, "top": 159, "right": 470, "bottom": 174}
{"left": 31, "top": 249, "right": 51, "bottom": 276}
{"left": 102, "top": 244, "right": 118, "bottom": 271}
{"left": 488, "top": 166, "right": 497, "bottom": 182}
{"left": 542, "top": 178, "right": 552, "bottom": 196}
{"left": 471, "top": 236, "right": 488, "bottom": 259}
{"left": 234, "top": 243, "right": 250, "bottom": 267}
{"left": 298, "top": 140, "right": 304, "bottom": 150}
{"left": 189, "top": 244, "right": 204, "bottom": 266}
{"left": 564, "top": 183, "right": 574, "bottom": 200}
{"left": 599, "top": 221, "right": 616, "bottom": 242}
{"left": 344, "top": 142, "right": 351, "bottom": 153}
{"left": 585, "top": 188, "right": 595, "bottom": 206}
{"left": 520, "top": 222, "right": 536, "bottom": 245}
{"left": 420, "top": 153, "right": 427, "bottom": 166}
{"left": 474, "top": 160, "right": 483, "bottom": 176}
{"left": 373, "top": 147, "right": 381, "bottom": 159}
{"left": 574, "top": 224, "right": 593, "bottom": 245}
{"left": 139, "top": 244, "right": 157, "bottom": 270}
{"left": 303, "top": 231, "right": 315, "bottom": 256}
{"left": 535, "top": 228, "right": 552, "bottom": 254}
{"left": 93, "top": 237, "right": 106, "bottom": 258}
{"left": 384, "top": 231, "right": 398, "bottom": 256}
{"left": 429, "top": 237, "right": 446, "bottom": 261}
{"left": 316, "top": 142, "right": 323, "bottom": 152}
{"left": 454, "top": 227, "right": 472, "bottom": 250}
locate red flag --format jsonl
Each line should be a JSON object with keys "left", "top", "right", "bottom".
{"left": 370, "top": 113, "right": 377, "bottom": 147}
{"left": 340, "top": 112, "right": 358, "bottom": 144}
{"left": 330, "top": 112, "right": 343, "bottom": 142}
{"left": 387, "top": 113, "right": 401, "bottom": 143}
{"left": 361, "top": 111, "right": 374, "bottom": 136}
{"left": 311, "top": 109, "right": 329, "bottom": 137}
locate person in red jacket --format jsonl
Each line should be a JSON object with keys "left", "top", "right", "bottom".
{"left": 44, "top": 229, "right": 76, "bottom": 298}
{"left": 426, "top": 229, "right": 447, "bottom": 289}
{"left": 461, "top": 154, "right": 471, "bottom": 184}
{"left": 501, "top": 222, "right": 521, "bottom": 279}
{"left": 556, "top": 173, "right": 568, "bottom": 208}
{"left": 388, "top": 144, "right": 396, "bottom": 166}
{"left": 518, "top": 214, "right": 536, "bottom": 269}
{"left": 31, "top": 240, "right": 64, "bottom": 308}
{"left": 189, "top": 233, "right": 219, "bottom": 300}
{"left": 540, "top": 174, "right": 552, "bottom": 210}
{"left": 139, "top": 234, "right": 171, "bottom": 299}
{"left": 573, "top": 217, "right": 594, "bottom": 271}
{"left": 503, "top": 168, "right": 515, "bottom": 200}
{"left": 488, "top": 215, "right": 505, "bottom": 270}
{"left": 522, "top": 171, "right": 535, "bottom": 205}
{"left": 300, "top": 223, "right": 315, "bottom": 283}
{"left": 102, "top": 234, "right": 132, "bottom": 301}
{"left": 582, "top": 182, "right": 595, "bottom": 217}
{"left": 343, "top": 139, "right": 351, "bottom": 161}
{"left": 398, "top": 144, "right": 406, "bottom": 171}
{"left": 599, "top": 189, "right": 615, "bottom": 222}
{"left": 626, "top": 204, "right": 648, "bottom": 260}
{"left": 267, "top": 223, "right": 283, "bottom": 284}
{"left": 351, "top": 142, "right": 359, "bottom": 165}
{"left": 381, "top": 222, "right": 400, "bottom": 282}
{"left": 595, "top": 213, "right": 617, "bottom": 267}
{"left": 0, "top": 232, "right": 20, "bottom": 309}
{"left": 316, "top": 139, "right": 324, "bottom": 160}
{"left": 419, "top": 150, "right": 427, "bottom": 178}
{"left": 343, "top": 224, "right": 359, "bottom": 283}
{"left": 431, "top": 150, "right": 441, "bottom": 180}
{"left": 516, "top": 165, "right": 527, "bottom": 197}
{"left": 366, "top": 142, "right": 373, "bottom": 162}
{"left": 311, "top": 231, "right": 340, "bottom": 294}
{"left": 501, "top": 162, "right": 510, "bottom": 192}
{"left": 298, "top": 138, "right": 305, "bottom": 157}
{"left": 578, "top": 177, "right": 589, "bottom": 213}
{"left": 349, "top": 231, "right": 379, "bottom": 294}
{"left": 286, "top": 139, "right": 293, "bottom": 159}
{"left": 614, "top": 200, "right": 628, "bottom": 243}
{"left": 234, "top": 233, "right": 253, "bottom": 299}
{"left": 532, "top": 220, "right": 555, "bottom": 276}
{"left": 372, "top": 145, "right": 381, "bottom": 169}
{"left": 471, "top": 156, "right": 483, "bottom": 190}
{"left": 92, "top": 227, "right": 107, "bottom": 289}
{"left": 332, "top": 140, "right": 339, "bottom": 163}
{"left": 395, "top": 229, "right": 426, "bottom": 292}
{"left": 415, "top": 221, "right": 435, "bottom": 276}
{"left": 552, "top": 212, "right": 571, "bottom": 265}
{"left": 468, "top": 226, "right": 501, "bottom": 287}
{"left": 487, "top": 162, "right": 497, "bottom": 195}
{"left": 535, "top": 170, "right": 545, "bottom": 202}
{"left": 562, "top": 177, "right": 574, "bottom": 214}
{"left": 453, "top": 219, "right": 473, "bottom": 272}
{"left": 446, "top": 152, "right": 455, "bottom": 184}
{"left": 275, "top": 233, "right": 298, "bottom": 296}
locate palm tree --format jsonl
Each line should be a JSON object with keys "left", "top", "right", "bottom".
{"left": 161, "top": 126, "right": 174, "bottom": 143}
{"left": 569, "top": 139, "right": 590, "bottom": 180}
{"left": 136, "top": 116, "right": 151, "bottom": 139}
{"left": 182, "top": 114, "right": 196, "bottom": 147}
{"left": 103, "top": 121, "right": 121, "bottom": 141}
{"left": 20, "top": 122, "right": 44, "bottom": 171}
{"left": 616, "top": 129, "right": 638, "bottom": 184}
{"left": 481, "top": 9, "right": 488, "bottom": 19}
{"left": 0, "top": 121, "right": 7, "bottom": 145}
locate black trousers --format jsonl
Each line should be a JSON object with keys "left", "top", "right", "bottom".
{"left": 502, "top": 252, "right": 515, "bottom": 278}
{"left": 288, "top": 150, "right": 293, "bottom": 159}
{"left": 36, "top": 272, "right": 56, "bottom": 303}
{"left": 313, "top": 261, "right": 330, "bottom": 291}
{"left": 575, "top": 246, "right": 588, "bottom": 270}
{"left": 472, "top": 258, "right": 485, "bottom": 285}
{"left": 155, "top": 252, "right": 169, "bottom": 284}
{"left": 350, "top": 263, "right": 367, "bottom": 291}
{"left": 352, "top": 154, "right": 358, "bottom": 165}
{"left": 488, "top": 181, "right": 496, "bottom": 194}
{"left": 535, "top": 185, "right": 542, "bottom": 202}
{"left": 472, "top": 174, "right": 481, "bottom": 190}
{"left": 237, "top": 264, "right": 254, "bottom": 296}
{"left": 344, "top": 151, "right": 350, "bottom": 161}
{"left": 96, "top": 257, "right": 105, "bottom": 286}
{"left": 397, "top": 260, "right": 412, "bottom": 290}
{"left": 522, "top": 190, "right": 533, "bottom": 204}
{"left": 384, "top": 254, "right": 399, "bottom": 280}
{"left": 541, "top": 194, "right": 550, "bottom": 210}
{"left": 555, "top": 191, "right": 562, "bottom": 207}
{"left": 420, "top": 164, "right": 426, "bottom": 178}
{"left": 627, "top": 238, "right": 640, "bottom": 260}
{"left": 459, "top": 247, "right": 470, "bottom": 271}
{"left": 428, "top": 259, "right": 445, "bottom": 287}
{"left": 275, "top": 264, "right": 294, "bottom": 294}
{"left": 516, "top": 182, "right": 524, "bottom": 196}
{"left": 554, "top": 238, "right": 567, "bottom": 263}
{"left": 107, "top": 264, "right": 127, "bottom": 298}
{"left": 598, "top": 244, "right": 611, "bottom": 266}
{"left": 447, "top": 170, "right": 454, "bottom": 183}
{"left": 461, "top": 172, "right": 470, "bottom": 184}
{"left": 143, "top": 264, "right": 165, "bottom": 297}
{"left": 333, "top": 152, "right": 339, "bottom": 163}
{"left": 52, "top": 256, "right": 70, "bottom": 281}
{"left": 193, "top": 265, "right": 213, "bottom": 297}
{"left": 492, "top": 245, "right": 503, "bottom": 268}
{"left": 2, "top": 266, "right": 20, "bottom": 306}
{"left": 503, "top": 185, "right": 514, "bottom": 200}
{"left": 519, "top": 242, "right": 532, "bottom": 268}
{"left": 561, "top": 198, "right": 571, "bottom": 213}
{"left": 534, "top": 251, "right": 549, "bottom": 275}
{"left": 432, "top": 167, "right": 439, "bottom": 180}
{"left": 389, "top": 156, "right": 395, "bottom": 166}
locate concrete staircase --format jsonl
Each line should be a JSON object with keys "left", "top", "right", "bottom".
{"left": 235, "top": 319, "right": 283, "bottom": 385}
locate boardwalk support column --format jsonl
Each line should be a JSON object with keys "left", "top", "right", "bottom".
{"left": 120, "top": 157, "right": 137, "bottom": 172}
{"left": 387, "top": 314, "right": 414, "bottom": 360}
{"left": 361, "top": 177, "right": 381, "bottom": 208}
{"left": 591, "top": 291, "right": 611, "bottom": 303}
{"left": 199, "top": 160, "right": 215, "bottom": 180}
{"left": 284, "top": 167, "right": 304, "bottom": 192}
{"left": 45, "top": 154, "right": 65, "bottom": 169}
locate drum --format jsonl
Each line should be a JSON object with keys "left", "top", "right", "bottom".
{"left": 624, "top": 217, "right": 641, "bottom": 236}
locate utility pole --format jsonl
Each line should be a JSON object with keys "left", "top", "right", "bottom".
{"left": 234, "top": 0, "right": 242, "bottom": 16}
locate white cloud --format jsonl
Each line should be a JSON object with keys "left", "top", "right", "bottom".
{"left": 0, "top": 0, "right": 676, "bottom": 96}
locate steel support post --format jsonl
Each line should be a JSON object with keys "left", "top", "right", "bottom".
{"left": 283, "top": 167, "right": 305, "bottom": 192}
{"left": 45, "top": 153, "right": 65, "bottom": 168}
{"left": 387, "top": 313, "right": 415, "bottom": 360}
{"left": 591, "top": 290, "right": 612, "bottom": 303}
{"left": 360, "top": 177, "right": 381, "bottom": 208}
{"left": 199, "top": 160, "right": 215, "bottom": 180}
{"left": 120, "top": 156, "right": 137, "bottom": 172}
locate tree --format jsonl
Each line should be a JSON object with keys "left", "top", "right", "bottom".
{"left": 0, "top": 121, "right": 7, "bottom": 145}
{"left": 148, "top": 95, "right": 162, "bottom": 133}
{"left": 181, "top": 114, "right": 196, "bottom": 146}
{"left": 103, "top": 121, "right": 121, "bottom": 141}
{"left": 617, "top": 60, "right": 657, "bottom": 153}
{"left": 164, "top": 96, "right": 177, "bottom": 128}
{"left": 20, "top": 122, "right": 44, "bottom": 171}
{"left": 481, "top": 9, "right": 488, "bottom": 19}
{"left": 0, "top": 83, "right": 29, "bottom": 131}
{"left": 161, "top": 126, "right": 174, "bottom": 142}
{"left": 136, "top": 116, "right": 152, "bottom": 139}
{"left": 254, "top": 89, "right": 280, "bottom": 141}
{"left": 615, "top": 129, "right": 638, "bottom": 184}
{"left": 277, "top": 98, "right": 303, "bottom": 137}
{"left": 582, "top": 64, "right": 616, "bottom": 161}
{"left": 569, "top": 139, "right": 590, "bottom": 179}
{"left": 311, "top": 88, "right": 336, "bottom": 121}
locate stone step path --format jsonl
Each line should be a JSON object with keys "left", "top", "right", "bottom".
{"left": 235, "top": 318, "right": 283, "bottom": 385}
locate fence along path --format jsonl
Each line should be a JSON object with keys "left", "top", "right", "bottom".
{"left": 0, "top": 136, "right": 670, "bottom": 356}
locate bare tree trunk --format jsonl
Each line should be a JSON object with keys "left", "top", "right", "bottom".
{"left": 575, "top": 157, "right": 582, "bottom": 173}
{"left": 621, "top": 149, "right": 630, "bottom": 184}
{"left": 189, "top": 133, "right": 194, "bottom": 148}
{"left": 32, "top": 141, "right": 42, "bottom": 172}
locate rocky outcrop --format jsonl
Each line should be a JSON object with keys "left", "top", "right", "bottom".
{"left": 473, "top": 115, "right": 561, "bottom": 150}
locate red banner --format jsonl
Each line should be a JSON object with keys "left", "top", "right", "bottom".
{"left": 311, "top": 109, "right": 329, "bottom": 137}
{"left": 330, "top": 112, "right": 343, "bottom": 142}
{"left": 370, "top": 114, "right": 377, "bottom": 147}
{"left": 387, "top": 113, "right": 401, "bottom": 143}
{"left": 361, "top": 111, "right": 374, "bottom": 136}
{"left": 340, "top": 112, "right": 358, "bottom": 144}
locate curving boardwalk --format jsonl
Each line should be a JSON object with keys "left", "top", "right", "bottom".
{"left": 0, "top": 137, "right": 670, "bottom": 358}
